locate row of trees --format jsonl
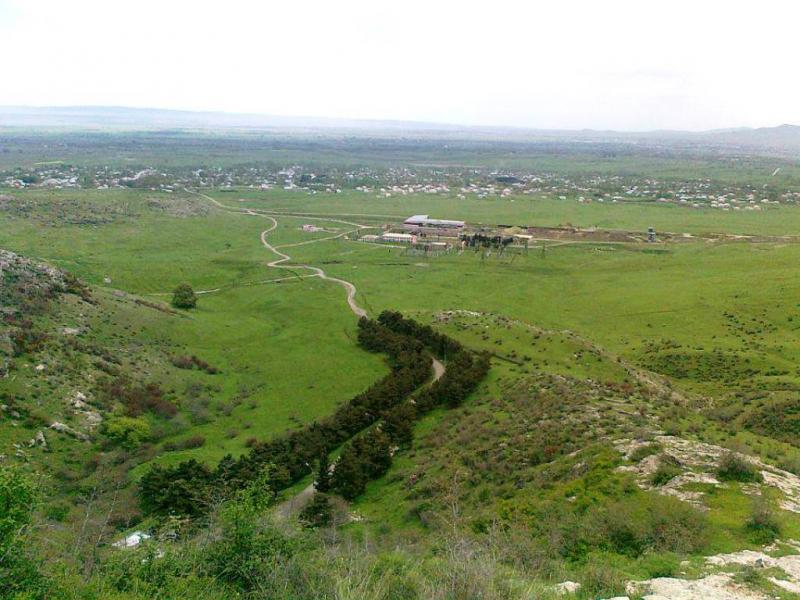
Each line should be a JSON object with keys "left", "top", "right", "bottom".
{"left": 139, "top": 316, "right": 432, "bottom": 517}
{"left": 324, "top": 312, "right": 491, "bottom": 501}
{"left": 139, "top": 312, "right": 491, "bottom": 517}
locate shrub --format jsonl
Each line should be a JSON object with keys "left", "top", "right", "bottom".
{"left": 746, "top": 496, "right": 781, "bottom": 544}
{"left": 650, "top": 455, "right": 682, "bottom": 486}
{"left": 591, "top": 493, "right": 707, "bottom": 557}
{"left": 164, "top": 435, "right": 206, "bottom": 452}
{"left": 717, "top": 452, "right": 763, "bottom": 483}
{"left": 299, "top": 493, "right": 332, "bottom": 528}
{"left": 0, "top": 466, "right": 46, "bottom": 598}
{"left": 172, "top": 283, "right": 197, "bottom": 309}
{"left": 103, "top": 416, "right": 151, "bottom": 450}
{"left": 639, "top": 552, "right": 680, "bottom": 578}
{"left": 630, "top": 442, "right": 661, "bottom": 463}
{"left": 171, "top": 354, "right": 219, "bottom": 374}
{"left": 99, "top": 377, "right": 176, "bottom": 418}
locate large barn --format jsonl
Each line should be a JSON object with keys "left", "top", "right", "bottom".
{"left": 403, "top": 214, "right": 465, "bottom": 232}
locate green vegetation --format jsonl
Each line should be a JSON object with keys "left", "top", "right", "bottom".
{"left": 5, "top": 137, "right": 800, "bottom": 598}
{"left": 717, "top": 452, "right": 764, "bottom": 483}
{"left": 171, "top": 282, "right": 197, "bottom": 309}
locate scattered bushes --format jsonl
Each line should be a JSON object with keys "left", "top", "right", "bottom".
{"left": 717, "top": 452, "right": 763, "bottom": 483}
{"left": 629, "top": 442, "right": 661, "bottom": 463}
{"left": 171, "top": 354, "right": 219, "bottom": 374}
{"left": 164, "top": 435, "right": 206, "bottom": 452}
{"left": 589, "top": 494, "right": 708, "bottom": 558}
{"left": 9, "top": 319, "right": 47, "bottom": 356}
{"left": 746, "top": 496, "right": 781, "bottom": 544}
{"left": 99, "top": 376, "right": 176, "bottom": 418}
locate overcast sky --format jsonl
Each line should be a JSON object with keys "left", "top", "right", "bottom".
{"left": 1, "top": 0, "right": 798, "bottom": 131}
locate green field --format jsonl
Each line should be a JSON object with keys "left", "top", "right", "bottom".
{"left": 6, "top": 179, "right": 800, "bottom": 599}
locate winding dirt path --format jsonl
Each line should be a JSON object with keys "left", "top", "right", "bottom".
{"left": 183, "top": 188, "right": 447, "bottom": 517}
{"left": 185, "top": 188, "right": 368, "bottom": 319}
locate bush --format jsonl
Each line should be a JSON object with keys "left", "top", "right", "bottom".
{"left": 630, "top": 442, "right": 662, "bottom": 463}
{"left": 171, "top": 354, "right": 219, "bottom": 374}
{"left": 99, "top": 377, "right": 176, "bottom": 418}
{"left": 591, "top": 493, "right": 707, "bottom": 557}
{"left": 172, "top": 283, "right": 197, "bottom": 309}
{"left": 717, "top": 452, "right": 763, "bottom": 483}
{"left": 103, "top": 416, "right": 151, "bottom": 449}
{"left": 746, "top": 496, "right": 781, "bottom": 543}
{"left": 650, "top": 455, "right": 682, "bottom": 486}
{"left": 164, "top": 435, "right": 206, "bottom": 452}
{"left": 0, "top": 466, "right": 46, "bottom": 598}
{"left": 299, "top": 493, "right": 332, "bottom": 528}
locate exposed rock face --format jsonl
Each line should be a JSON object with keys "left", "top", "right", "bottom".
{"left": 640, "top": 573, "right": 767, "bottom": 599}
{"left": 49, "top": 421, "right": 90, "bottom": 442}
{"left": 555, "top": 581, "right": 581, "bottom": 594}
{"left": 0, "top": 249, "right": 66, "bottom": 300}
{"left": 69, "top": 392, "right": 102, "bottom": 429}
{"left": 27, "top": 431, "right": 47, "bottom": 450}
{"left": 615, "top": 435, "right": 800, "bottom": 513}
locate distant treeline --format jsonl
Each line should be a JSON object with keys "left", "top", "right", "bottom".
{"left": 139, "top": 311, "right": 489, "bottom": 517}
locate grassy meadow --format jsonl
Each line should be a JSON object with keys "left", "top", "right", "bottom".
{"left": 7, "top": 183, "right": 800, "bottom": 598}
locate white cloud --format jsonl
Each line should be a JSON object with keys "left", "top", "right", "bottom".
{"left": 1, "top": 0, "right": 798, "bottom": 130}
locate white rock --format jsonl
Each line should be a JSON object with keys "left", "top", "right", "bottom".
{"left": 642, "top": 573, "right": 767, "bottom": 599}
{"left": 555, "top": 581, "right": 581, "bottom": 594}
{"left": 49, "top": 421, "right": 90, "bottom": 442}
{"left": 112, "top": 531, "right": 151, "bottom": 548}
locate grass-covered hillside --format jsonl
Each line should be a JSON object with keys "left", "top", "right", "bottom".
{"left": 5, "top": 171, "right": 800, "bottom": 599}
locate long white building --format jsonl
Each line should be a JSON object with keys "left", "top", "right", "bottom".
{"left": 403, "top": 214, "right": 465, "bottom": 232}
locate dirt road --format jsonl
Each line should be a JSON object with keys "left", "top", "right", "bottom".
{"left": 185, "top": 188, "right": 368, "bottom": 319}
{"left": 184, "top": 188, "right": 447, "bottom": 517}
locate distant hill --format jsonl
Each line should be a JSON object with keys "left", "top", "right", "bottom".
{"left": 1, "top": 105, "right": 799, "bottom": 155}
{"left": 0, "top": 105, "right": 463, "bottom": 133}
{"left": 699, "top": 124, "right": 800, "bottom": 152}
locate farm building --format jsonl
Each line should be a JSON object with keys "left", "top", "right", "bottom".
{"left": 381, "top": 232, "right": 415, "bottom": 243}
{"left": 403, "top": 214, "right": 465, "bottom": 232}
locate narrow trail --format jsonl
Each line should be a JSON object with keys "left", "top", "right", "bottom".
{"left": 184, "top": 188, "right": 368, "bottom": 319}
{"left": 276, "top": 352, "right": 446, "bottom": 519}
{"left": 184, "top": 188, "right": 448, "bottom": 516}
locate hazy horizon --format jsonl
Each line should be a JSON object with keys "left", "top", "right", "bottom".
{"left": 1, "top": 0, "right": 799, "bottom": 132}
{"left": 1, "top": 104, "right": 799, "bottom": 134}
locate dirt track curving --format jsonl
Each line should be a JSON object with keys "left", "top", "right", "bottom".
{"left": 185, "top": 188, "right": 369, "bottom": 318}
{"left": 185, "top": 188, "right": 447, "bottom": 517}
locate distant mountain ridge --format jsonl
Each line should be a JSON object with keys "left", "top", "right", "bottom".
{"left": 1, "top": 106, "right": 798, "bottom": 154}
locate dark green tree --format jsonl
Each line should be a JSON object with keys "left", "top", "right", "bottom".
{"left": 299, "top": 492, "right": 332, "bottom": 528}
{"left": 139, "top": 459, "right": 212, "bottom": 516}
{"left": 330, "top": 444, "right": 367, "bottom": 500}
{"left": 314, "top": 451, "right": 332, "bottom": 493}
{"left": 171, "top": 283, "right": 197, "bottom": 309}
